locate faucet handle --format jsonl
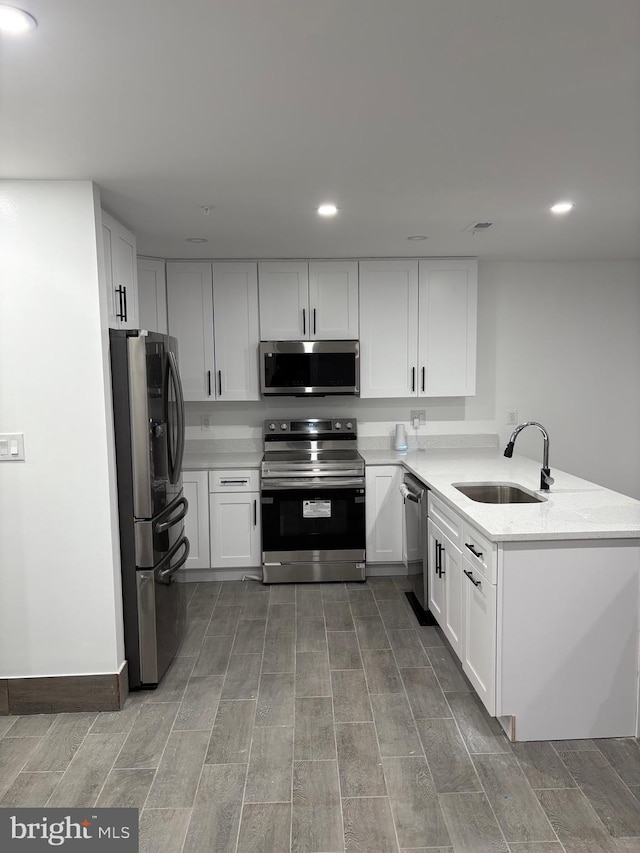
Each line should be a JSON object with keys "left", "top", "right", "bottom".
{"left": 540, "top": 467, "right": 554, "bottom": 490}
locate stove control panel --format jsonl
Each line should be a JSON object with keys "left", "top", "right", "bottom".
{"left": 263, "top": 418, "right": 357, "bottom": 436}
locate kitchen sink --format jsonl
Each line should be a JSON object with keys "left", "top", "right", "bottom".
{"left": 453, "top": 482, "right": 546, "bottom": 503}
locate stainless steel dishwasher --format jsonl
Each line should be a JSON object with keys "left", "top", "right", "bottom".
{"left": 401, "top": 472, "right": 437, "bottom": 626}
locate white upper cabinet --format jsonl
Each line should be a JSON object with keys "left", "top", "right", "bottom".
{"left": 166, "top": 261, "right": 260, "bottom": 402}
{"left": 213, "top": 262, "right": 260, "bottom": 401}
{"left": 166, "top": 262, "right": 215, "bottom": 401}
{"left": 418, "top": 259, "right": 477, "bottom": 396}
{"left": 308, "top": 261, "right": 359, "bottom": 339}
{"left": 101, "top": 210, "right": 139, "bottom": 330}
{"left": 137, "top": 257, "right": 167, "bottom": 334}
{"left": 359, "top": 258, "right": 477, "bottom": 398}
{"left": 258, "top": 262, "right": 309, "bottom": 340}
{"left": 258, "top": 261, "right": 358, "bottom": 340}
{"left": 359, "top": 260, "right": 419, "bottom": 397}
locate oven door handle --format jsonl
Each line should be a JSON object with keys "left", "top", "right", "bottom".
{"left": 261, "top": 468, "right": 364, "bottom": 478}
{"left": 261, "top": 478, "right": 365, "bottom": 489}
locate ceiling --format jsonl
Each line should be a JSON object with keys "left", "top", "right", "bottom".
{"left": 2, "top": 0, "right": 639, "bottom": 260}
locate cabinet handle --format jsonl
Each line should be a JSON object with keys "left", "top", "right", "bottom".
{"left": 465, "top": 543, "right": 483, "bottom": 559}
{"left": 221, "top": 479, "right": 248, "bottom": 485}
{"left": 464, "top": 568, "right": 481, "bottom": 587}
{"left": 421, "top": 366, "right": 425, "bottom": 393}
{"left": 218, "top": 370, "right": 222, "bottom": 396}
{"left": 436, "top": 541, "right": 445, "bottom": 577}
{"left": 253, "top": 499, "right": 257, "bottom": 526}
{"left": 115, "top": 286, "right": 125, "bottom": 320}
{"left": 411, "top": 367, "right": 416, "bottom": 393}
{"left": 313, "top": 308, "right": 316, "bottom": 335}
{"left": 207, "top": 370, "right": 212, "bottom": 396}
{"left": 122, "top": 285, "right": 128, "bottom": 322}
{"left": 302, "top": 308, "right": 306, "bottom": 336}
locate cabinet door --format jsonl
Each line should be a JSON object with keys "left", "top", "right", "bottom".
{"left": 137, "top": 257, "right": 167, "bottom": 334}
{"left": 183, "top": 471, "right": 210, "bottom": 570}
{"left": 418, "top": 259, "right": 477, "bottom": 397}
{"left": 462, "top": 559, "right": 496, "bottom": 715}
{"left": 258, "top": 262, "right": 309, "bottom": 340}
{"left": 308, "top": 261, "right": 358, "bottom": 339}
{"left": 102, "top": 211, "right": 139, "bottom": 330}
{"left": 210, "top": 492, "right": 261, "bottom": 568}
{"left": 365, "top": 466, "right": 403, "bottom": 563}
{"left": 427, "top": 519, "right": 446, "bottom": 625}
{"left": 442, "top": 537, "right": 464, "bottom": 658}
{"left": 213, "top": 263, "right": 260, "bottom": 401}
{"left": 166, "top": 262, "right": 215, "bottom": 401}
{"left": 359, "top": 261, "right": 419, "bottom": 397}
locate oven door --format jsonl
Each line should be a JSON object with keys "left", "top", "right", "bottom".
{"left": 261, "top": 484, "right": 365, "bottom": 563}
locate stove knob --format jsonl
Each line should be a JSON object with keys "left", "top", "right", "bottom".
{"left": 335, "top": 422, "right": 341, "bottom": 429}
{"left": 346, "top": 421, "right": 353, "bottom": 429}
{"left": 280, "top": 423, "right": 288, "bottom": 430}
{"left": 269, "top": 423, "right": 276, "bottom": 431}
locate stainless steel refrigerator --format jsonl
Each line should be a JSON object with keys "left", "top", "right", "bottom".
{"left": 110, "top": 330, "right": 190, "bottom": 689}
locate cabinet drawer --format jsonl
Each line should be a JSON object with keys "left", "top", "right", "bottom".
{"left": 462, "top": 522, "right": 497, "bottom": 584}
{"left": 428, "top": 492, "right": 462, "bottom": 549}
{"left": 209, "top": 469, "right": 259, "bottom": 493}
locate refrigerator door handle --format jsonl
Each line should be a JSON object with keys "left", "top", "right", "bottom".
{"left": 155, "top": 495, "right": 189, "bottom": 533}
{"left": 168, "top": 350, "right": 186, "bottom": 484}
{"left": 156, "top": 536, "right": 190, "bottom": 584}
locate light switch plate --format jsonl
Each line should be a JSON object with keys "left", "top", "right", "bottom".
{"left": 0, "top": 433, "right": 25, "bottom": 461}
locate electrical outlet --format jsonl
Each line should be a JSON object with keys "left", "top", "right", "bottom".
{"left": 410, "top": 409, "right": 426, "bottom": 424}
{"left": 506, "top": 410, "right": 518, "bottom": 425}
{"left": 201, "top": 415, "right": 213, "bottom": 431}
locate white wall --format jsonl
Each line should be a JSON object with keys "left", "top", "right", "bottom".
{"left": 0, "top": 181, "right": 125, "bottom": 678}
{"left": 185, "top": 259, "right": 640, "bottom": 499}
{"left": 485, "top": 260, "right": 640, "bottom": 499}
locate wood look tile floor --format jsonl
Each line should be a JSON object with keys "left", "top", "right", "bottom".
{"left": 2, "top": 576, "right": 640, "bottom": 852}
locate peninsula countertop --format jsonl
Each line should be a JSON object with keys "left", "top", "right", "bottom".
{"left": 362, "top": 447, "right": 640, "bottom": 542}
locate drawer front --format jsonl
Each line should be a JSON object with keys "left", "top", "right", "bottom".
{"left": 209, "top": 469, "right": 260, "bottom": 493}
{"left": 462, "top": 522, "right": 497, "bottom": 584}
{"left": 428, "top": 492, "right": 462, "bottom": 549}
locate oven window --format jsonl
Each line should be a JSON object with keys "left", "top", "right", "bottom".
{"left": 261, "top": 487, "right": 365, "bottom": 552}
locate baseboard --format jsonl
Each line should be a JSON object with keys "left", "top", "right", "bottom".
{"left": 1, "top": 663, "right": 129, "bottom": 716}
{"left": 364, "top": 563, "right": 406, "bottom": 577}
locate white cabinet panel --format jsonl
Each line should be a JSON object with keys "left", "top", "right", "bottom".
{"left": 427, "top": 519, "right": 446, "bottom": 623}
{"left": 258, "top": 262, "right": 309, "bottom": 340}
{"left": 359, "top": 261, "right": 419, "bottom": 398}
{"left": 183, "top": 471, "right": 210, "bottom": 570}
{"left": 137, "top": 257, "right": 167, "bottom": 334}
{"left": 213, "top": 262, "right": 260, "bottom": 401}
{"left": 210, "top": 492, "right": 261, "bottom": 569}
{"left": 101, "top": 210, "right": 139, "bottom": 330}
{"left": 462, "top": 558, "right": 496, "bottom": 715}
{"left": 418, "top": 259, "right": 477, "bottom": 396}
{"left": 166, "top": 262, "right": 215, "bottom": 401}
{"left": 308, "top": 261, "right": 359, "bottom": 339}
{"left": 443, "top": 537, "right": 464, "bottom": 658}
{"left": 365, "top": 465, "right": 403, "bottom": 563}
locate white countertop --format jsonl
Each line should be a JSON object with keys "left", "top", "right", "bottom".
{"left": 364, "top": 447, "right": 640, "bottom": 542}
{"left": 183, "top": 451, "right": 263, "bottom": 470}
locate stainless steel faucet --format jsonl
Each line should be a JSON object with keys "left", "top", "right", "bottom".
{"left": 504, "top": 421, "right": 555, "bottom": 490}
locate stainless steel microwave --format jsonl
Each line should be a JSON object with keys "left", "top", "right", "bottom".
{"left": 259, "top": 340, "right": 360, "bottom": 396}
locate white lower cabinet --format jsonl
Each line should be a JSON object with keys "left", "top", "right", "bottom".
{"left": 427, "top": 517, "right": 463, "bottom": 659}
{"left": 182, "top": 471, "right": 210, "bottom": 570}
{"left": 365, "top": 466, "right": 403, "bottom": 563}
{"left": 461, "top": 557, "right": 497, "bottom": 715}
{"left": 209, "top": 470, "right": 261, "bottom": 569}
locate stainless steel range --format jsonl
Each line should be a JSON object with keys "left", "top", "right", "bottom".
{"left": 260, "top": 418, "right": 366, "bottom": 583}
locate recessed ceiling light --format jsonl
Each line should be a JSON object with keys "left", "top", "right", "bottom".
{"left": 550, "top": 201, "right": 574, "bottom": 215}
{"left": 317, "top": 204, "right": 338, "bottom": 217}
{"left": 185, "top": 237, "right": 208, "bottom": 243}
{"left": 0, "top": 5, "right": 37, "bottom": 34}
{"left": 407, "top": 235, "right": 428, "bottom": 241}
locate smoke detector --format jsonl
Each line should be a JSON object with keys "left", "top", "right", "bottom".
{"left": 463, "top": 221, "right": 494, "bottom": 233}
